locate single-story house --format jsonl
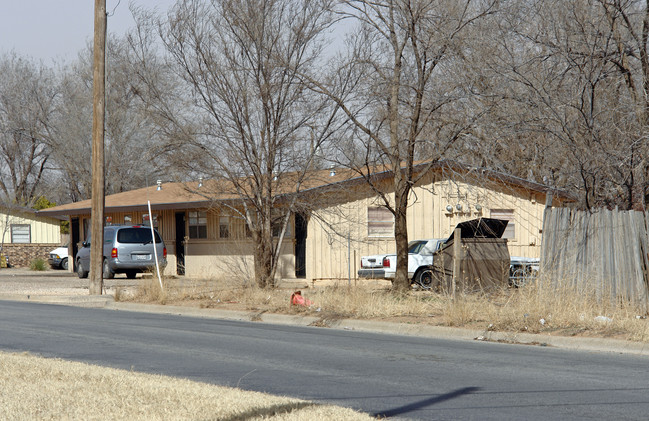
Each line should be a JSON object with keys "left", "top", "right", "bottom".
{"left": 38, "top": 161, "right": 574, "bottom": 282}
{"left": 0, "top": 205, "right": 64, "bottom": 267}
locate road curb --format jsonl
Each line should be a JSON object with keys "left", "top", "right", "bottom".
{"left": 3, "top": 294, "right": 649, "bottom": 356}
{"left": 104, "top": 300, "right": 649, "bottom": 355}
{"left": 0, "top": 294, "right": 112, "bottom": 308}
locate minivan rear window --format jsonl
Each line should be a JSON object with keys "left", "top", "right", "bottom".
{"left": 117, "top": 228, "right": 162, "bottom": 244}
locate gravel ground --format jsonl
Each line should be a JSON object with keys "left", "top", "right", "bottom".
{"left": 0, "top": 268, "right": 142, "bottom": 296}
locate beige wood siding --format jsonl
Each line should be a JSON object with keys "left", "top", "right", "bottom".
{"left": 306, "top": 175, "right": 549, "bottom": 281}
{"left": 79, "top": 210, "right": 176, "bottom": 243}
{"left": 68, "top": 173, "right": 552, "bottom": 283}
{"left": 77, "top": 208, "right": 295, "bottom": 280}
{"left": 159, "top": 210, "right": 175, "bottom": 244}
{"left": 431, "top": 179, "right": 545, "bottom": 257}
{"left": 183, "top": 240, "right": 294, "bottom": 279}
{"left": 0, "top": 210, "right": 61, "bottom": 244}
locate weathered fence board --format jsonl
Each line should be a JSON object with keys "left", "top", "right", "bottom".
{"left": 540, "top": 208, "right": 649, "bottom": 305}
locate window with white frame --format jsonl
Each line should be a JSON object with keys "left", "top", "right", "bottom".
{"left": 367, "top": 207, "right": 393, "bottom": 237}
{"left": 219, "top": 216, "right": 230, "bottom": 238}
{"left": 490, "top": 209, "right": 515, "bottom": 239}
{"left": 11, "top": 224, "right": 30, "bottom": 243}
{"left": 188, "top": 211, "right": 208, "bottom": 239}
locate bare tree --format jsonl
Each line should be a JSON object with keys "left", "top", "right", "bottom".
{"left": 47, "top": 59, "right": 93, "bottom": 202}
{"left": 0, "top": 53, "right": 57, "bottom": 206}
{"left": 478, "top": 0, "right": 649, "bottom": 210}
{"left": 131, "top": 0, "right": 340, "bottom": 288}
{"left": 304, "top": 0, "right": 498, "bottom": 291}
{"left": 47, "top": 37, "right": 162, "bottom": 203}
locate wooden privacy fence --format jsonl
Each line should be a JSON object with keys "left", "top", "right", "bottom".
{"left": 540, "top": 207, "right": 649, "bottom": 304}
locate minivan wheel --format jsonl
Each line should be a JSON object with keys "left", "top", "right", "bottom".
{"left": 76, "top": 259, "right": 88, "bottom": 279}
{"left": 103, "top": 259, "right": 115, "bottom": 279}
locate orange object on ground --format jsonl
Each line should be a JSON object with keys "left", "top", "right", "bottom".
{"left": 291, "top": 290, "right": 313, "bottom": 306}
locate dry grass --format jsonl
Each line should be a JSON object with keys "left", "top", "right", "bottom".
{"left": 468, "top": 280, "right": 649, "bottom": 342}
{"left": 125, "top": 277, "right": 445, "bottom": 319}
{"left": 121, "top": 275, "right": 649, "bottom": 342}
{"left": 133, "top": 275, "right": 169, "bottom": 304}
{"left": 441, "top": 281, "right": 649, "bottom": 341}
{"left": 0, "top": 351, "right": 374, "bottom": 421}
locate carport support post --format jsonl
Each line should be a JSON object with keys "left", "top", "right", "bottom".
{"left": 89, "top": 0, "right": 106, "bottom": 295}
{"left": 452, "top": 228, "right": 461, "bottom": 301}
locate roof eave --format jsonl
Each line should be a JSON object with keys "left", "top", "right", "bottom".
{"left": 37, "top": 199, "right": 215, "bottom": 217}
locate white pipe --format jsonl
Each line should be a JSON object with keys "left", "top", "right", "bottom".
{"left": 148, "top": 200, "right": 164, "bottom": 292}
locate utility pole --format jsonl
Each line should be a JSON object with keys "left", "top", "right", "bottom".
{"left": 90, "top": 0, "right": 106, "bottom": 295}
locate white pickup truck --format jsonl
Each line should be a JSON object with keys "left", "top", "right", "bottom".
{"left": 48, "top": 245, "right": 69, "bottom": 270}
{"left": 358, "top": 238, "right": 446, "bottom": 287}
{"left": 360, "top": 244, "right": 540, "bottom": 289}
{"left": 359, "top": 218, "right": 541, "bottom": 289}
{"left": 509, "top": 256, "right": 540, "bottom": 287}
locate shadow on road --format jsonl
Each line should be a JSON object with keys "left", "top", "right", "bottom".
{"left": 373, "top": 386, "right": 480, "bottom": 418}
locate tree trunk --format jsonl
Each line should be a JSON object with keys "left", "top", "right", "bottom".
{"left": 254, "top": 230, "right": 275, "bottom": 289}
{"left": 392, "top": 182, "right": 411, "bottom": 292}
{"left": 253, "top": 203, "right": 276, "bottom": 289}
{"left": 392, "top": 207, "right": 409, "bottom": 291}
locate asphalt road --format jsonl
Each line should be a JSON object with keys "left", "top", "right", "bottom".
{"left": 1, "top": 300, "right": 649, "bottom": 420}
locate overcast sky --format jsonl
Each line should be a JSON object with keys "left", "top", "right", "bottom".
{"left": 0, "top": 0, "right": 176, "bottom": 63}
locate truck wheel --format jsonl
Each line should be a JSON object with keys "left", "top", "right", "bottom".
{"left": 415, "top": 269, "right": 434, "bottom": 289}
{"left": 509, "top": 268, "right": 527, "bottom": 288}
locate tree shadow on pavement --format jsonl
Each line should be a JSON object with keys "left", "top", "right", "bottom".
{"left": 373, "top": 386, "right": 480, "bottom": 418}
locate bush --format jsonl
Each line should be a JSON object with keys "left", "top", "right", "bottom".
{"left": 29, "top": 258, "right": 48, "bottom": 271}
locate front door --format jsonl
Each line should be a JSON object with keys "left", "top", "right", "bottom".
{"left": 175, "top": 212, "right": 186, "bottom": 275}
{"left": 295, "top": 213, "right": 307, "bottom": 278}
